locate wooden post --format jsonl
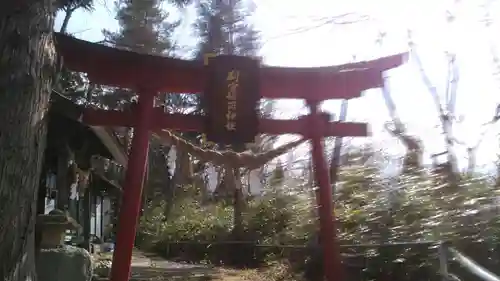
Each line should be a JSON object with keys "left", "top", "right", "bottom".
{"left": 83, "top": 179, "right": 91, "bottom": 251}
{"left": 439, "top": 242, "right": 449, "bottom": 281}
{"left": 308, "top": 101, "right": 342, "bottom": 281}
{"left": 110, "top": 91, "right": 155, "bottom": 281}
{"left": 56, "top": 145, "right": 71, "bottom": 210}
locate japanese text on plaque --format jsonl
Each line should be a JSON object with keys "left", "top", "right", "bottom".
{"left": 226, "top": 70, "right": 240, "bottom": 131}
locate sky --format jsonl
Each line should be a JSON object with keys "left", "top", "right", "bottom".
{"left": 55, "top": 0, "right": 500, "bottom": 173}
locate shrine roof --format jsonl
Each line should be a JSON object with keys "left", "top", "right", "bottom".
{"left": 48, "top": 92, "right": 128, "bottom": 167}
{"left": 55, "top": 33, "right": 407, "bottom": 101}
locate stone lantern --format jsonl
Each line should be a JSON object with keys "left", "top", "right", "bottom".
{"left": 36, "top": 209, "right": 93, "bottom": 281}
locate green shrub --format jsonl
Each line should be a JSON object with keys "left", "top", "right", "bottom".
{"left": 137, "top": 156, "right": 500, "bottom": 279}
{"left": 138, "top": 192, "right": 312, "bottom": 266}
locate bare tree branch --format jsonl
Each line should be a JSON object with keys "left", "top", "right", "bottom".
{"left": 381, "top": 79, "right": 423, "bottom": 173}
{"left": 261, "top": 13, "right": 371, "bottom": 46}
{"left": 408, "top": 30, "right": 459, "bottom": 180}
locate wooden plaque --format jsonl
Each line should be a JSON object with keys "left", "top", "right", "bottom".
{"left": 204, "top": 55, "right": 260, "bottom": 145}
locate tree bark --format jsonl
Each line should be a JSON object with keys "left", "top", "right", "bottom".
{"left": 0, "top": 1, "right": 56, "bottom": 280}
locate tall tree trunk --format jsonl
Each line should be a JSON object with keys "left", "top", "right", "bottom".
{"left": 0, "top": 1, "right": 56, "bottom": 280}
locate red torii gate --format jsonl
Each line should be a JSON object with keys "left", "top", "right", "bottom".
{"left": 54, "top": 33, "right": 406, "bottom": 281}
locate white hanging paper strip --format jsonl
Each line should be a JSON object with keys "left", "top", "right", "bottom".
{"left": 69, "top": 183, "right": 78, "bottom": 200}
{"left": 168, "top": 147, "right": 176, "bottom": 175}
{"left": 286, "top": 150, "right": 294, "bottom": 171}
{"left": 248, "top": 169, "right": 263, "bottom": 195}
{"left": 206, "top": 164, "right": 218, "bottom": 192}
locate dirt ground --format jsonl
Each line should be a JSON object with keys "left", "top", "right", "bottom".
{"left": 92, "top": 249, "right": 299, "bottom": 281}
{"left": 209, "top": 269, "right": 255, "bottom": 281}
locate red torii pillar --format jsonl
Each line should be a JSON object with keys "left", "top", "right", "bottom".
{"left": 55, "top": 33, "right": 406, "bottom": 281}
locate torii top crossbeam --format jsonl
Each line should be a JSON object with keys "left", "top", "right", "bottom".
{"left": 56, "top": 34, "right": 404, "bottom": 101}
{"left": 54, "top": 33, "right": 406, "bottom": 281}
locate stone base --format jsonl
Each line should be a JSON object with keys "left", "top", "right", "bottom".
{"left": 37, "top": 245, "right": 93, "bottom": 281}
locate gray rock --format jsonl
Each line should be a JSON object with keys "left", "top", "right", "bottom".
{"left": 37, "top": 245, "right": 93, "bottom": 281}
